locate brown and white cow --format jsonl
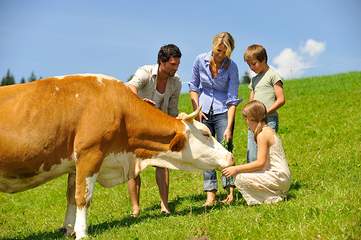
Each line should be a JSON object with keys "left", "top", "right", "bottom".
{"left": 0, "top": 74, "right": 233, "bottom": 239}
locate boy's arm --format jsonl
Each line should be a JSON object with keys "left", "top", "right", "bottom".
{"left": 267, "top": 81, "right": 285, "bottom": 114}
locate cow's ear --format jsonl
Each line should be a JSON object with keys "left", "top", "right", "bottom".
{"left": 169, "top": 132, "right": 186, "bottom": 152}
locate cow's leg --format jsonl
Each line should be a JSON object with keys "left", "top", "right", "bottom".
{"left": 73, "top": 149, "right": 102, "bottom": 240}
{"left": 62, "top": 171, "right": 76, "bottom": 236}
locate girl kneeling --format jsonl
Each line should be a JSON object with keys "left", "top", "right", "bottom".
{"left": 222, "top": 100, "right": 291, "bottom": 205}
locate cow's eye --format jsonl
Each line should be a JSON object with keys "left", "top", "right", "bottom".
{"left": 202, "top": 132, "right": 211, "bottom": 138}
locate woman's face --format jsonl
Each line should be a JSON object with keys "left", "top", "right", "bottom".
{"left": 212, "top": 43, "right": 227, "bottom": 64}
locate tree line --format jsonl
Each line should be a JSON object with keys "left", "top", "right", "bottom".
{"left": 1, "top": 69, "right": 41, "bottom": 86}
{"left": 1, "top": 69, "right": 251, "bottom": 86}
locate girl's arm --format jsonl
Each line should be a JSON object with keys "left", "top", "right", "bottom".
{"left": 222, "top": 131, "right": 270, "bottom": 177}
{"left": 267, "top": 82, "right": 285, "bottom": 114}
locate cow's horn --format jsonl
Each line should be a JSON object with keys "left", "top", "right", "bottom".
{"left": 178, "top": 106, "right": 201, "bottom": 121}
{"left": 188, "top": 106, "right": 201, "bottom": 119}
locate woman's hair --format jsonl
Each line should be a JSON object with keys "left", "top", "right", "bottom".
{"left": 212, "top": 32, "right": 235, "bottom": 59}
{"left": 242, "top": 100, "right": 267, "bottom": 142}
{"left": 243, "top": 44, "right": 268, "bottom": 63}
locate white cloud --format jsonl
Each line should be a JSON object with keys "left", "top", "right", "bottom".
{"left": 301, "top": 39, "right": 326, "bottom": 57}
{"left": 272, "top": 39, "right": 326, "bottom": 79}
{"left": 272, "top": 48, "right": 310, "bottom": 79}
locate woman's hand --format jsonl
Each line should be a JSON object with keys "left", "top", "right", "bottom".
{"left": 223, "top": 127, "right": 233, "bottom": 142}
{"left": 222, "top": 166, "right": 239, "bottom": 178}
{"left": 198, "top": 112, "right": 208, "bottom": 122}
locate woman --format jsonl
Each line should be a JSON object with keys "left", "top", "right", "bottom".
{"left": 188, "top": 32, "right": 241, "bottom": 206}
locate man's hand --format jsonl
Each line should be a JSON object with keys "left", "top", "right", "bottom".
{"left": 143, "top": 98, "right": 156, "bottom": 106}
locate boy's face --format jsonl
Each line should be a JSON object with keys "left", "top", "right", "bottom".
{"left": 246, "top": 58, "right": 267, "bottom": 74}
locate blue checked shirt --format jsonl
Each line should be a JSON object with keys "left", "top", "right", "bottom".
{"left": 188, "top": 52, "right": 241, "bottom": 114}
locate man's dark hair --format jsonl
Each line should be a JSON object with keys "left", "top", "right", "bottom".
{"left": 157, "top": 44, "right": 182, "bottom": 64}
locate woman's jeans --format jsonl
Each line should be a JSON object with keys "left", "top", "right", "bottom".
{"left": 247, "top": 114, "right": 279, "bottom": 163}
{"left": 202, "top": 111, "right": 235, "bottom": 192}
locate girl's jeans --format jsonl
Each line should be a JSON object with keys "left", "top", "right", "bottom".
{"left": 247, "top": 114, "right": 279, "bottom": 163}
{"left": 202, "top": 111, "right": 235, "bottom": 192}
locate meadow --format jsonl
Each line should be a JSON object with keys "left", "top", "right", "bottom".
{"left": 1, "top": 72, "right": 360, "bottom": 240}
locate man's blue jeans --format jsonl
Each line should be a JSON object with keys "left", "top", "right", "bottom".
{"left": 202, "top": 111, "right": 235, "bottom": 192}
{"left": 247, "top": 114, "right": 279, "bottom": 163}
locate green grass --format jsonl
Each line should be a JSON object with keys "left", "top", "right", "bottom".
{"left": 1, "top": 72, "right": 361, "bottom": 240}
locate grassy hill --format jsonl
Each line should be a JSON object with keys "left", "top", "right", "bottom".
{"left": 1, "top": 72, "right": 360, "bottom": 239}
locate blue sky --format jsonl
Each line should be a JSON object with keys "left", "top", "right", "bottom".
{"left": 1, "top": 0, "right": 360, "bottom": 91}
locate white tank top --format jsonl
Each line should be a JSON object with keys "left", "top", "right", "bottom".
{"left": 153, "top": 89, "right": 165, "bottom": 109}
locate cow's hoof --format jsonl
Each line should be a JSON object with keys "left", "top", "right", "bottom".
{"left": 75, "top": 233, "right": 88, "bottom": 240}
{"left": 160, "top": 210, "right": 171, "bottom": 216}
{"left": 58, "top": 227, "right": 67, "bottom": 234}
{"left": 58, "top": 225, "right": 75, "bottom": 237}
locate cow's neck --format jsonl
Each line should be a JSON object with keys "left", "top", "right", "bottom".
{"left": 120, "top": 90, "right": 184, "bottom": 158}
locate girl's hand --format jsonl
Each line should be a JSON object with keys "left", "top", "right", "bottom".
{"left": 222, "top": 166, "right": 238, "bottom": 178}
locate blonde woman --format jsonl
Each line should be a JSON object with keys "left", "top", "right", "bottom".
{"left": 189, "top": 32, "right": 241, "bottom": 206}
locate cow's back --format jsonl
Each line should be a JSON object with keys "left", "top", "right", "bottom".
{"left": 0, "top": 75, "right": 122, "bottom": 187}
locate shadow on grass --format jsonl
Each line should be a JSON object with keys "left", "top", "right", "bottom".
{"left": 0, "top": 230, "right": 65, "bottom": 240}
{"left": 3, "top": 183, "right": 301, "bottom": 239}
{"left": 286, "top": 180, "right": 302, "bottom": 200}
{"left": 1, "top": 192, "right": 245, "bottom": 240}
{"left": 88, "top": 192, "right": 247, "bottom": 236}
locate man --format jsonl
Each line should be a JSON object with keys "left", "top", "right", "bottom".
{"left": 127, "top": 44, "right": 182, "bottom": 217}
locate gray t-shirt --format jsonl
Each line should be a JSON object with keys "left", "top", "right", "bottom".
{"left": 249, "top": 67, "right": 283, "bottom": 116}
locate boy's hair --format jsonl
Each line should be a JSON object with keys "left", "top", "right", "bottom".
{"left": 212, "top": 32, "right": 235, "bottom": 58}
{"left": 157, "top": 44, "right": 182, "bottom": 64}
{"left": 243, "top": 44, "right": 268, "bottom": 63}
{"left": 242, "top": 100, "right": 267, "bottom": 142}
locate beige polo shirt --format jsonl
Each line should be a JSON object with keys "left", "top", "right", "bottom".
{"left": 127, "top": 64, "right": 182, "bottom": 117}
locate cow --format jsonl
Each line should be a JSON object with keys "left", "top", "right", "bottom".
{"left": 0, "top": 74, "right": 234, "bottom": 239}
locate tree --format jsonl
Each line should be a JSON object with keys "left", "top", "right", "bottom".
{"left": 20, "top": 77, "right": 26, "bottom": 84}
{"left": 1, "top": 69, "right": 15, "bottom": 86}
{"left": 241, "top": 71, "right": 251, "bottom": 84}
{"left": 28, "top": 71, "right": 38, "bottom": 82}
{"left": 127, "top": 74, "right": 134, "bottom": 82}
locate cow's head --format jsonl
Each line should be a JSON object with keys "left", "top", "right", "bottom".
{"left": 137, "top": 108, "right": 234, "bottom": 173}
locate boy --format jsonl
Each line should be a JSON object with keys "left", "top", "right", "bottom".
{"left": 244, "top": 44, "right": 285, "bottom": 162}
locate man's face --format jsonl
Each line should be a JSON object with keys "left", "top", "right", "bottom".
{"left": 160, "top": 57, "right": 180, "bottom": 77}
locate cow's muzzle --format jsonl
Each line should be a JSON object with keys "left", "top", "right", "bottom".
{"left": 224, "top": 152, "right": 234, "bottom": 168}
